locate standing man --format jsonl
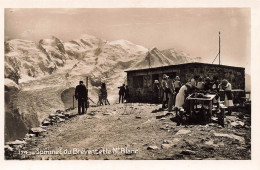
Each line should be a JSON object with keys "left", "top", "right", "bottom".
{"left": 118, "top": 84, "right": 126, "bottom": 103}
{"left": 167, "top": 75, "right": 175, "bottom": 112}
{"left": 75, "top": 81, "right": 88, "bottom": 115}
{"left": 161, "top": 74, "right": 169, "bottom": 109}
{"left": 124, "top": 85, "right": 130, "bottom": 103}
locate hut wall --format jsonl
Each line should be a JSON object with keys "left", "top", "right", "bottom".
{"left": 126, "top": 63, "right": 245, "bottom": 103}
{"left": 179, "top": 64, "right": 245, "bottom": 89}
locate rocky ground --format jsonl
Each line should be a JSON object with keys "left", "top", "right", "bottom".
{"left": 5, "top": 103, "right": 251, "bottom": 160}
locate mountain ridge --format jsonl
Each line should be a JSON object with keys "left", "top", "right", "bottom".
{"left": 5, "top": 35, "right": 199, "bottom": 85}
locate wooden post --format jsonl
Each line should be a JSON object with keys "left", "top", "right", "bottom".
{"left": 86, "top": 76, "right": 88, "bottom": 89}
{"left": 209, "top": 101, "right": 213, "bottom": 123}
{"left": 86, "top": 76, "right": 88, "bottom": 113}
{"left": 219, "top": 31, "right": 221, "bottom": 65}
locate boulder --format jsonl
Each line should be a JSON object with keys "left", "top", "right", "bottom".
{"left": 42, "top": 120, "right": 51, "bottom": 126}
{"left": 63, "top": 112, "right": 71, "bottom": 117}
{"left": 226, "top": 116, "right": 238, "bottom": 122}
{"left": 213, "top": 133, "right": 245, "bottom": 144}
{"left": 175, "top": 129, "right": 191, "bottom": 135}
{"left": 30, "top": 134, "right": 36, "bottom": 138}
{"left": 147, "top": 145, "right": 159, "bottom": 150}
{"left": 6, "top": 140, "right": 27, "bottom": 146}
{"left": 49, "top": 113, "right": 56, "bottom": 118}
{"left": 56, "top": 114, "right": 65, "bottom": 119}
{"left": 29, "top": 127, "right": 46, "bottom": 136}
{"left": 161, "top": 144, "right": 174, "bottom": 149}
{"left": 56, "top": 110, "right": 63, "bottom": 114}
{"left": 4, "top": 145, "right": 14, "bottom": 152}
{"left": 58, "top": 118, "right": 65, "bottom": 122}
{"left": 231, "top": 121, "right": 245, "bottom": 128}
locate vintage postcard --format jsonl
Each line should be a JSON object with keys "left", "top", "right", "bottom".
{"left": 1, "top": 0, "right": 260, "bottom": 170}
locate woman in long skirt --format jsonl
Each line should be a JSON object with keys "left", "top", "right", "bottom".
{"left": 175, "top": 80, "right": 195, "bottom": 125}
{"left": 175, "top": 79, "right": 195, "bottom": 108}
{"left": 221, "top": 79, "right": 233, "bottom": 114}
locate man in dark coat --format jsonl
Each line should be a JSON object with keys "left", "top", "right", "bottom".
{"left": 75, "top": 81, "right": 88, "bottom": 115}
{"left": 118, "top": 84, "right": 126, "bottom": 103}
{"left": 124, "top": 85, "right": 130, "bottom": 103}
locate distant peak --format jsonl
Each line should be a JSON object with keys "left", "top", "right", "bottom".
{"left": 7, "top": 39, "right": 35, "bottom": 43}
{"left": 109, "top": 39, "right": 134, "bottom": 45}
{"left": 149, "top": 47, "right": 158, "bottom": 51}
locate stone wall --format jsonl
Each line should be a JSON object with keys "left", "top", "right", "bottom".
{"left": 126, "top": 63, "right": 245, "bottom": 103}
{"left": 178, "top": 63, "right": 245, "bottom": 89}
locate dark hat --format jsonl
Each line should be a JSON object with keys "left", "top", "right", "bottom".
{"left": 163, "top": 74, "right": 168, "bottom": 79}
{"left": 221, "top": 79, "right": 228, "bottom": 86}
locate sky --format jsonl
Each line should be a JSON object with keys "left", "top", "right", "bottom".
{"left": 4, "top": 8, "right": 251, "bottom": 74}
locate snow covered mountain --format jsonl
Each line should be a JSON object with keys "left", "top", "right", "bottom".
{"left": 161, "top": 48, "right": 201, "bottom": 64}
{"left": 4, "top": 34, "right": 201, "bottom": 141}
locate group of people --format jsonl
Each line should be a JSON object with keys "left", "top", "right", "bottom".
{"left": 75, "top": 80, "right": 132, "bottom": 115}
{"left": 97, "top": 82, "right": 110, "bottom": 106}
{"left": 118, "top": 84, "right": 129, "bottom": 103}
{"left": 75, "top": 75, "right": 234, "bottom": 116}
{"left": 154, "top": 74, "right": 234, "bottom": 114}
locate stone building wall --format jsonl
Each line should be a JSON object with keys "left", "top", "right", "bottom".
{"left": 126, "top": 63, "right": 245, "bottom": 103}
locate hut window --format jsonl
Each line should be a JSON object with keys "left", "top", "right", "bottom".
{"left": 152, "top": 74, "right": 159, "bottom": 83}
{"left": 133, "top": 76, "right": 143, "bottom": 88}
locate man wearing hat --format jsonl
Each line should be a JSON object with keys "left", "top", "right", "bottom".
{"left": 167, "top": 74, "right": 175, "bottom": 112}
{"left": 161, "top": 74, "right": 169, "bottom": 109}
{"left": 75, "top": 80, "right": 88, "bottom": 115}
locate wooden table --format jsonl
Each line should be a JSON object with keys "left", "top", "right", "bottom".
{"left": 186, "top": 94, "right": 216, "bottom": 123}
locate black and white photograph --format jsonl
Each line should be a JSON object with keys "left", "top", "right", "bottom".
{"left": 1, "top": 1, "right": 260, "bottom": 169}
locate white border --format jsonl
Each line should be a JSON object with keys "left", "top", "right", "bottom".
{"left": 1, "top": 0, "right": 260, "bottom": 170}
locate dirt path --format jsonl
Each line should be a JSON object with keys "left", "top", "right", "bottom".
{"left": 8, "top": 103, "right": 251, "bottom": 160}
